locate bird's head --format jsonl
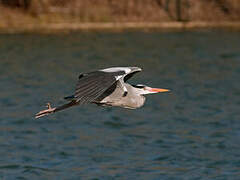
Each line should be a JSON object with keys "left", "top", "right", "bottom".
{"left": 133, "top": 84, "right": 170, "bottom": 95}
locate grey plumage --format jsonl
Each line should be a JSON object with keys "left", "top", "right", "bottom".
{"left": 35, "top": 66, "right": 169, "bottom": 118}
{"left": 97, "top": 81, "right": 146, "bottom": 109}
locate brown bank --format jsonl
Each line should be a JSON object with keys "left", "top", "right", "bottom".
{"left": 0, "top": 0, "right": 240, "bottom": 33}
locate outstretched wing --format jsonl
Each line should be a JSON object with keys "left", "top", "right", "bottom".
{"left": 74, "top": 70, "right": 125, "bottom": 104}
{"left": 123, "top": 70, "right": 141, "bottom": 82}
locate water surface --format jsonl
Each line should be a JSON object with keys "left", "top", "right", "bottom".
{"left": 0, "top": 31, "right": 240, "bottom": 179}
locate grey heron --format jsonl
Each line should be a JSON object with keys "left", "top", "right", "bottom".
{"left": 35, "top": 67, "right": 169, "bottom": 118}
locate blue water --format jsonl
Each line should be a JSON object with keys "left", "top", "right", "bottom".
{"left": 0, "top": 31, "right": 240, "bottom": 179}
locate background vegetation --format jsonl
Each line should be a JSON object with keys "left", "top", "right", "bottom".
{"left": 0, "top": 0, "right": 240, "bottom": 29}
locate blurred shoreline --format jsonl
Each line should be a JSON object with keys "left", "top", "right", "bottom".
{"left": 1, "top": 0, "right": 240, "bottom": 33}
{"left": 1, "top": 22, "right": 240, "bottom": 33}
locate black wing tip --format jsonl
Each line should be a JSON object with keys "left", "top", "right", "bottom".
{"left": 78, "top": 73, "right": 88, "bottom": 79}
{"left": 123, "top": 68, "right": 142, "bottom": 82}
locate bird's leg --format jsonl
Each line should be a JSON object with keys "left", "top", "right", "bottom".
{"left": 35, "top": 101, "right": 78, "bottom": 119}
{"left": 35, "top": 103, "right": 56, "bottom": 119}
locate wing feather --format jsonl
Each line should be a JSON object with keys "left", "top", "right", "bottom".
{"left": 72, "top": 67, "right": 141, "bottom": 104}
{"left": 74, "top": 71, "right": 122, "bottom": 104}
{"left": 77, "top": 81, "right": 106, "bottom": 104}
{"left": 75, "top": 79, "right": 101, "bottom": 96}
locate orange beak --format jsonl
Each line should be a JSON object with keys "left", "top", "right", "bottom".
{"left": 148, "top": 88, "right": 170, "bottom": 93}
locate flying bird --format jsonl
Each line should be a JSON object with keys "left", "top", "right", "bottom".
{"left": 35, "top": 67, "right": 169, "bottom": 118}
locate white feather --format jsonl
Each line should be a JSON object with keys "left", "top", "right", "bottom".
{"left": 100, "top": 67, "right": 131, "bottom": 74}
{"left": 115, "top": 75, "right": 123, "bottom": 80}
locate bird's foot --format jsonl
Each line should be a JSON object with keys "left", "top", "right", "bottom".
{"left": 35, "top": 103, "right": 56, "bottom": 119}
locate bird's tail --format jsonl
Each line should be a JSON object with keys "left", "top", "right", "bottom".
{"left": 64, "top": 95, "right": 75, "bottom": 101}
{"left": 35, "top": 101, "right": 77, "bottom": 119}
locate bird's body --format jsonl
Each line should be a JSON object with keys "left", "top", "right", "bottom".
{"left": 97, "top": 82, "right": 146, "bottom": 109}
{"left": 35, "top": 67, "right": 169, "bottom": 118}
